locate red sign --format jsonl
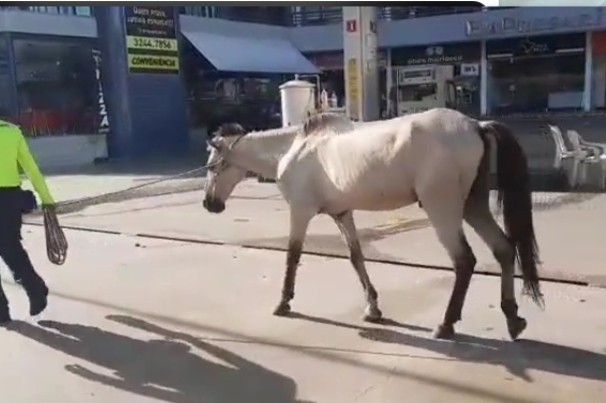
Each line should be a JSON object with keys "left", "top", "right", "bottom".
{"left": 346, "top": 19, "right": 357, "bottom": 33}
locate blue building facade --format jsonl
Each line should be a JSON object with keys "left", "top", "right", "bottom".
{"left": 0, "top": 5, "right": 605, "bottom": 164}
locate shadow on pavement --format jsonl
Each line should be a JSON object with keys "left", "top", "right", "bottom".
{"left": 358, "top": 327, "right": 606, "bottom": 384}
{"left": 8, "top": 318, "right": 313, "bottom": 403}
{"left": 4, "top": 286, "right": 581, "bottom": 403}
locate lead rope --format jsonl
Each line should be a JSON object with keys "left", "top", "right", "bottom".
{"left": 54, "top": 165, "right": 211, "bottom": 215}
{"left": 37, "top": 162, "right": 221, "bottom": 266}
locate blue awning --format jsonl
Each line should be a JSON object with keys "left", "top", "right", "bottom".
{"left": 182, "top": 30, "right": 319, "bottom": 75}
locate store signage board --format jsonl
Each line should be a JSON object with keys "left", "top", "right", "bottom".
{"left": 124, "top": 6, "right": 180, "bottom": 74}
{"left": 465, "top": 10, "right": 605, "bottom": 38}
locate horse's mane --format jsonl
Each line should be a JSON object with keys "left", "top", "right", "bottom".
{"left": 214, "top": 123, "right": 246, "bottom": 137}
{"left": 302, "top": 112, "right": 355, "bottom": 137}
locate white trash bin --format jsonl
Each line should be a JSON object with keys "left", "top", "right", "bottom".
{"left": 279, "top": 80, "right": 316, "bottom": 128}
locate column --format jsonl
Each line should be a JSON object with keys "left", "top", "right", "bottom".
{"left": 583, "top": 31, "right": 593, "bottom": 112}
{"left": 480, "top": 40, "right": 488, "bottom": 116}
{"left": 94, "top": 6, "right": 189, "bottom": 159}
{"left": 343, "top": 6, "right": 380, "bottom": 122}
{"left": 385, "top": 48, "right": 393, "bottom": 118}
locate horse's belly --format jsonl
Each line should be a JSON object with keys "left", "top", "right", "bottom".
{"left": 356, "top": 192, "right": 417, "bottom": 211}
{"left": 338, "top": 180, "right": 417, "bottom": 212}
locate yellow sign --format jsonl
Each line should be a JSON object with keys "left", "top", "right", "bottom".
{"left": 127, "top": 54, "right": 180, "bottom": 71}
{"left": 347, "top": 58, "right": 359, "bottom": 120}
{"left": 124, "top": 6, "right": 179, "bottom": 74}
{"left": 126, "top": 35, "right": 178, "bottom": 52}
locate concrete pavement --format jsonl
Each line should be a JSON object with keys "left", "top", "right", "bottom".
{"left": 1, "top": 225, "right": 605, "bottom": 403}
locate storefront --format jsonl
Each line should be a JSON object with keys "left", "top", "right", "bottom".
{"left": 0, "top": 33, "right": 100, "bottom": 137}
{"left": 181, "top": 38, "right": 286, "bottom": 134}
{"left": 389, "top": 41, "right": 482, "bottom": 115}
{"left": 486, "top": 33, "right": 586, "bottom": 114}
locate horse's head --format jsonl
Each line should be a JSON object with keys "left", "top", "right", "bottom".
{"left": 203, "top": 123, "right": 248, "bottom": 214}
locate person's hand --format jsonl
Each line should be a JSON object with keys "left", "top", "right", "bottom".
{"left": 41, "top": 204, "right": 56, "bottom": 211}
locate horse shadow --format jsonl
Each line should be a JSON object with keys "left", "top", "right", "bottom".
{"left": 7, "top": 317, "right": 313, "bottom": 403}
{"left": 287, "top": 311, "right": 431, "bottom": 333}
{"left": 287, "top": 312, "right": 606, "bottom": 383}
{"left": 358, "top": 327, "right": 606, "bottom": 383}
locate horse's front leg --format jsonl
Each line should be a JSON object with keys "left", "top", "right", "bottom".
{"left": 273, "top": 208, "right": 314, "bottom": 317}
{"left": 332, "top": 211, "right": 382, "bottom": 322}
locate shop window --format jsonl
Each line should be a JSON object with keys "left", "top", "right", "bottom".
{"left": 13, "top": 38, "right": 99, "bottom": 136}
{"left": 490, "top": 54, "right": 585, "bottom": 114}
{"left": 488, "top": 34, "right": 586, "bottom": 114}
{"left": 1, "top": 6, "right": 93, "bottom": 16}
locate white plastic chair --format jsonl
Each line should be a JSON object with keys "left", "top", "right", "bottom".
{"left": 566, "top": 129, "right": 606, "bottom": 190}
{"left": 548, "top": 125, "right": 586, "bottom": 188}
{"left": 567, "top": 129, "right": 606, "bottom": 156}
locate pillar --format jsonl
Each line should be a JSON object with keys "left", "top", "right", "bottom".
{"left": 94, "top": 6, "right": 189, "bottom": 159}
{"left": 385, "top": 48, "right": 393, "bottom": 118}
{"left": 480, "top": 40, "right": 488, "bottom": 116}
{"left": 583, "top": 31, "right": 593, "bottom": 112}
{"left": 343, "top": 6, "right": 380, "bottom": 122}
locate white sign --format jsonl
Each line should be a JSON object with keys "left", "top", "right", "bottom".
{"left": 92, "top": 48, "right": 110, "bottom": 134}
{"left": 461, "top": 63, "right": 480, "bottom": 77}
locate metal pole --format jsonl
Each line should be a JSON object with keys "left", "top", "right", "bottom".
{"left": 480, "top": 40, "right": 488, "bottom": 116}
{"left": 583, "top": 31, "right": 593, "bottom": 112}
{"left": 343, "top": 6, "right": 379, "bottom": 122}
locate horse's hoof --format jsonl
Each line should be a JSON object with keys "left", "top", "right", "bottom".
{"left": 363, "top": 305, "right": 383, "bottom": 323}
{"left": 273, "top": 302, "right": 291, "bottom": 317}
{"left": 507, "top": 316, "right": 527, "bottom": 341}
{"left": 433, "top": 323, "right": 456, "bottom": 340}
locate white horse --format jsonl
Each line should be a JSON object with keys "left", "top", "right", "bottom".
{"left": 203, "top": 108, "right": 544, "bottom": 341}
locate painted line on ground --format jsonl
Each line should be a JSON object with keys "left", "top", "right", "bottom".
{"left": 23, "top": 221, "right": 594, "bottom": 288}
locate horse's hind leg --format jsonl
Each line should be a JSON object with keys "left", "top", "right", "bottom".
{"left": 419, "top": 193, "right": 475, "bottom": 340}
{"left": 273, "top": 208, "right": 315, "bottom": 317}
{"left": 464, "top": 199, "right": 527, "bottom": 340}
{"left": 332, "top": 211, "right": 382, "bottom": 322}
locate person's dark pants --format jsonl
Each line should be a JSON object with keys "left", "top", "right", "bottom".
{"left": 0, "top": 187, "right": 48, "bottom": 317}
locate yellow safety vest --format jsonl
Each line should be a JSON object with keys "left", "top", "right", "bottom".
{"left": 0, "top": 120, "right": 55, "bottom": 205}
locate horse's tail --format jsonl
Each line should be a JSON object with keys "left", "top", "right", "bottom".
{"left": 478, "top": 120, "right": 544, "bottom": 308}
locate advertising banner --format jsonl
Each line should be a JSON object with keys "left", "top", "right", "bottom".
{"left": 124, "top": 6, "right": 179, "bottom": 74}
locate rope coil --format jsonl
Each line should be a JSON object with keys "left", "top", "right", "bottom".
{"left": 43, "top": 206, "right": 68, "bottom": 265}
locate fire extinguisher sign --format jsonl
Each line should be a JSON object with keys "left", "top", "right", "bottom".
{"left": 346, "top": 20, "right": 357, "bottom": 33}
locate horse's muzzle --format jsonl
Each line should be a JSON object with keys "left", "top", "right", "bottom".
{"left": 203, "top": 197, "right": 225, "bottom": 214}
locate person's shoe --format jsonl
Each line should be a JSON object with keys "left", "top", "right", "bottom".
{"left": 28, "top": 283, "right": 49, "bottom": 317}
{"left": 29, "top": 294, "right": 47, "bottom": 316}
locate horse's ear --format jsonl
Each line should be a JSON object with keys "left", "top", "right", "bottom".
{"left": 216, "top": 123, "right": 246, "bottom": 137}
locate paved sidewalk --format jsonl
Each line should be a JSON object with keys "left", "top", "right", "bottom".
{"left": 24, "top": 177, "right": 606, "bottom": 286}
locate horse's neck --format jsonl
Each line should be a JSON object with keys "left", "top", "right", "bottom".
{"left": 236, "top": 127, "right": 299, "bottom": 179}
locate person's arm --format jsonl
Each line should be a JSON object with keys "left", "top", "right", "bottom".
{"left": 16, "top": 128, "right": 55, "bottom": 206}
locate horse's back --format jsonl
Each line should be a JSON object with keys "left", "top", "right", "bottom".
{"left": 277, "top": 108, "right": 485, "bottom": 213}
{"left": 404, "top": 108, "right": 485, "bottom": 202}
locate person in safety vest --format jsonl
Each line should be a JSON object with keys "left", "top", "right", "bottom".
{"left": 0, "top": 119, "right": 54, "bottom": 323}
